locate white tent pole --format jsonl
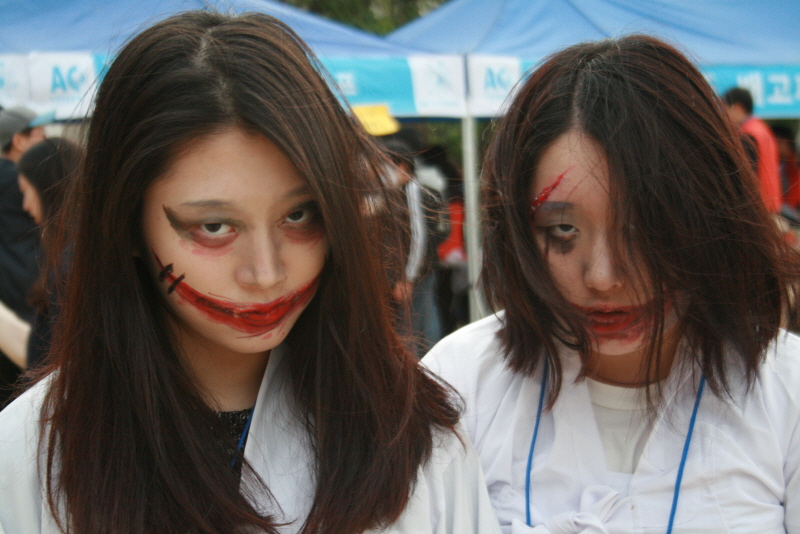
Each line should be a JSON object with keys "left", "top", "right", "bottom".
{"left": 462, "top": 114, "right": 488, "bottom": 322}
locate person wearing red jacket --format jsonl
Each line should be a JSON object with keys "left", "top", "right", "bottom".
{"left": 724, "top": 87, "right": 782, "bottom": 213}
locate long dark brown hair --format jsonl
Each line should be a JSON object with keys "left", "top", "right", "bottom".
{"left": 39, "top": 11, "right": 457, "bottom": 534}
{"left": 482, "top": 34, "right": 799, "bottom": 406}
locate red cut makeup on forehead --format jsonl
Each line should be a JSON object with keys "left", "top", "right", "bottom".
{"left": 530, "top": 168, "right": 570, "bottom": 212}
{"left": 153, "top": 252, "right": 319, "bottom": 338}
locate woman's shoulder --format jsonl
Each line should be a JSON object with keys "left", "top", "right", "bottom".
{"left": 0, "top": 376, "right": 51, "bottom": 532}
{"left": 713, "top": 330, "right": 800, "bottom": 463}
{"left": 422, "top": 312, "right": 511, "bottom": 391}
{"left": 0, "top": 376, "right": 50, "bottom": 448}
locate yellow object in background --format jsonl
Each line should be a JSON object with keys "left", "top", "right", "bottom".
{"left": 352, "top": 104, "right": 400, "bottom": 136}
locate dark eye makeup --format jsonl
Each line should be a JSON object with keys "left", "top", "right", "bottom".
{"left": 163, "top": 206, "right": 238, "bottom": 248}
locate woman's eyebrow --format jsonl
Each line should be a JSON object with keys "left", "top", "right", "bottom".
{"left": 175, "top": 186, "right": 314, "bottom": 210}
{"left": 283, "top": 184, "right": 314, "bottom": 200}
{"left": 179, "top": 199, "right": 234, "bottom": 209}
{"left": 536, "top": 201, "right": 573, "bottom": 213}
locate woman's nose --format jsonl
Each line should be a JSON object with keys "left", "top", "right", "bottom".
{"left": 583, "top": 236, "right": 623, "bottom": 293}
{"left": 235, "top": 232, "right": 285, "bottom": 290}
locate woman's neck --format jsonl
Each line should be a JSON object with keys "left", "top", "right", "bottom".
{"left": 192, "top": 350, "right": 270, "bottom": 412}
{"left": 176, "top": 329, "right": 271, "bottom": 411}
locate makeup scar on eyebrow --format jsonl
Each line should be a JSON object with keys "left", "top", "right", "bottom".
{"left": 530, "top": 167, "right": 572, "bottom": 212}
{"left": 158, "top": 263, "right": 174, "bottom": 282}
{"left": 167, "top": 274, "right": 185, "bottom": 294}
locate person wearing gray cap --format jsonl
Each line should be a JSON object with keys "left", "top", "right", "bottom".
{"left": 0, "top": 107, "right": 52, "bottom": 161}
{"left": 0, "top": 106, "right": 53, "bottom": 406}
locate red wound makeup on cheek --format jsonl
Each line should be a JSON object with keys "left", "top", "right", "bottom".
{"left": 530, "top": 168, "right": 571, "bottom": 212}
{"left": 153, "top": 252, "right": 319, "bottom": 337}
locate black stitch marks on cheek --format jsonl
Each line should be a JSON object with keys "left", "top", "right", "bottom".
{"left": 153, "top": 253, "right": 186, "bottom": 295}
{"left": 158, "top": 263, "right": 174, "bottom": 282}
{"left": 167, "top": 274, "right": 185, "bottom": 294}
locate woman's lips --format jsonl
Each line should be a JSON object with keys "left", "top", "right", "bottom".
{"left": 573, "top": 304, "right": 647, "bottom": 339}
{"left": 174, "top": 276, "right": 320, "bottom": 337}
{"left": 153, "top": 252, "right": 319, "bottom": 337}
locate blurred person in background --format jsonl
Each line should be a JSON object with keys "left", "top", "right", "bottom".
{"left": 723, "top": 87, "right": 782, "bottom": 215}
{"left": 379, "top": 134, "right": 448, "bottom": 357}
{"left": 772, "top": 125, "right": 800, "bottom": 215}
{"left": 0, "top": 106, "right": 52, "bottom": 406}
{"left": 17, "top": 137, "right": 81, "bottom": 368}
{"left": 0, "top": 107, "right": 52, "bottom": 320}
{"left": 421, "top": 144, "right": 470, "bottom": 333}
{"left": 353, "top": 106, "right": 451, "bottom": 356}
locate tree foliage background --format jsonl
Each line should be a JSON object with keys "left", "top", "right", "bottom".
{"left": 280, "top": 0, "right": 444, "bottom": 35}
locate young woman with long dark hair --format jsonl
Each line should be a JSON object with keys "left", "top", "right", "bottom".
{"left": 0, "top": 11, "right": 498, "bottom": 534}
{"left": 424, "top": 35, "right": 800, "bottom": 532}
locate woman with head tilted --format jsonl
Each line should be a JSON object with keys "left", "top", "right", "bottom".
{"left": 424, "top": 35, "right": 800, "bottom": 533}
{"left": 0, "top": 12, "right": 499, "bottom": 534}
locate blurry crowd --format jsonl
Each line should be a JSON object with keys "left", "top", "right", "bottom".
{"left": 0, "top": 106, "right": 80, "bottom": 406}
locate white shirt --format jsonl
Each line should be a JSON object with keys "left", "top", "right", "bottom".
{"left": 0, "top": 344, "right": 502, "bottom": 534}
{"left": 423, "top": 313, "right": 800, "bottom": 534}
{"left": 586, "top": 379, "right": 652, "bottom": 474}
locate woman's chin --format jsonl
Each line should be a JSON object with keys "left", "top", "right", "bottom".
{"left": 591, "top": 329, "right": 648, "bottom": 358}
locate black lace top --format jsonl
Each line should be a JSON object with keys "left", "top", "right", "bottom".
{"left": 217, "top": 407, "right": 254, "bottom": 473}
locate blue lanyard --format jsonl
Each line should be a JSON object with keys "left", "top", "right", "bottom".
{"left": 524, "top": 366, "right": 706, "bottom": 532}
{"left": 666, "top": 375, "right": 705, "bottom": 534}
{"left": 525, "top": 363, "right": 549, "bottom": 526}
{"left": 230, "top": 408, "right": 255, "bottom": 468}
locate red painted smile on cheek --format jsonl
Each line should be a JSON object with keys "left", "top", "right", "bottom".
{"left": 153, "top": 252, "right": 319, "bottom": 337}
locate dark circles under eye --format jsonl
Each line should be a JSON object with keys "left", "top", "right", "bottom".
{"left": 546, "top": 233, "right": 576, "bottom": 254}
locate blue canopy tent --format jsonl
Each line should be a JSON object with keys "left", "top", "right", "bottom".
{"left": 0, "top": 0, "right": 466, "bottom": 118}
{"left": 389, "top": 0, "right": 800, "bottom": 320}
{"left": 390, "top": 0, "right": 800, "bottom": 118}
